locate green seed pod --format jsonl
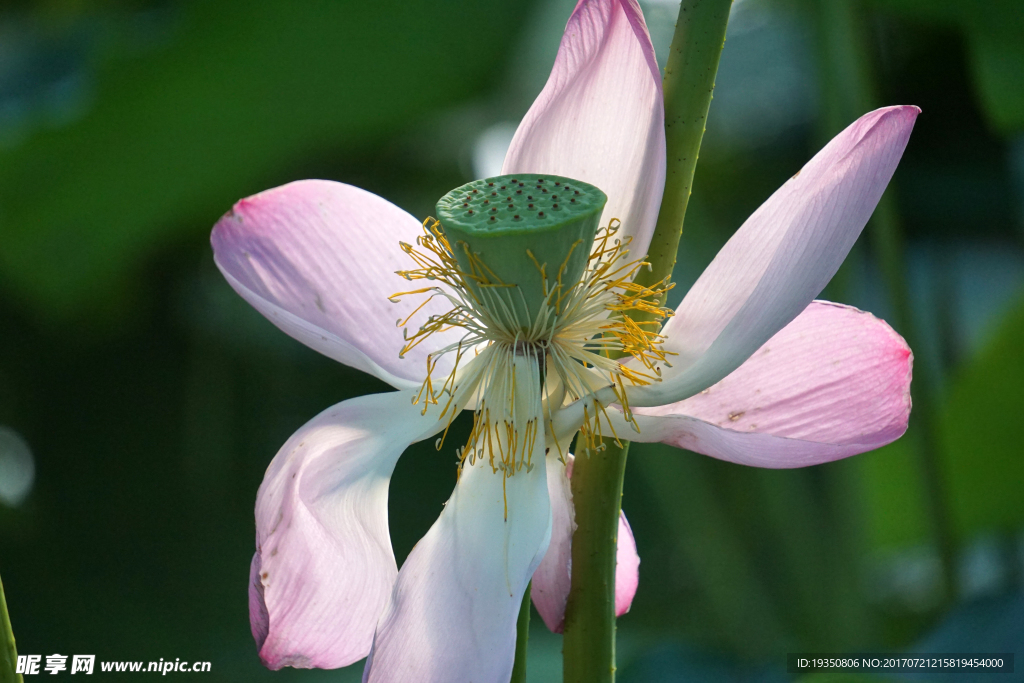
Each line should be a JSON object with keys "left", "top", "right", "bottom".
{"left": 435, "top": 173, "right": 607, "bottom": 333}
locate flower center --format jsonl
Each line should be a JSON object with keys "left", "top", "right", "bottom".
{"left": 391, "top": 174, "right": 674, "bottom": 477}
{"left": 434, "top": 174, "right": 607, "bottom": 333}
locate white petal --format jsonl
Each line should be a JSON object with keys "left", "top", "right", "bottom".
{"left": 363, "top": 358, "right": 550, "bottom": 683}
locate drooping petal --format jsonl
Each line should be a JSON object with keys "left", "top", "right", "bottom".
{"left": 212, "top": 180, "right": 461, "bottom": 390}
{"left": 502, "top": 0, "right": 665, "bottom": 257}
{"left": 252, "top": 391, "right": 447, "bottom": 670}
{"left": 364, "top": 360, "right": 550, "bottom": 683}
{"left": 531, "top": 453, "right": 640, "bottom": 633}
{"left": 632, "top": 106, "right": 919, "bottom": 407}
{"left": 531, "top": 453, "right": 575, "bottom": 633}
{"left": 615, "top": 512, "right": 640, "bottom": 617}
{"left": 619, "top": 301, "right": 912, "bottom": 467}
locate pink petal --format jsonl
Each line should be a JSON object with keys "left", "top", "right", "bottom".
{"left": 531, "top": 454, "right": 640, "bottom": 632}
{"left": 364, "top": 363, "right": 550, "bottom": 683}
{"left": 252, "top": 391, "right": 445, "bottom": 670}
{"left": 624, "top": 301, "right": 912, "bottom": 467}
{"left": 633, "top": 106, "right": 919, "bottom": 407}
{"left": 502, "top": 0, "right": 665, "bottom": 256}
{"left": 212, "top": 180, "right": 460, "bottom": 390}
{"left": 530, "top": 455, "right": 575, "bottom": 633}
{"left": 615, "top": 512, "right": 640, "bottom": 616}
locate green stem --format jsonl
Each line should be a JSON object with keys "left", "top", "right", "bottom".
{"left": 562, "top": 2, "right": 731, "bottom": 681}
{"left": 510, "top": 582, "right": 531, "bottom": 683}
{"left": 632, "top": 0, "right": 733, "bottom": 300}
{"left": 1, "top": 574, "right": 22, "bottom": 683}
{"left": 563, "top": 439, "right": 630, "bottom": 683}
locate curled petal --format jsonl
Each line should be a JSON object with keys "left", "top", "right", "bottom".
{"left": 212, "top": 180, "right": 460, "bottom": 390}
{"left": 503, "top": 0, "right": 665, "bottom": 256}
{"left": 531, "top": 453, "right": 640, "bottom": 633}
{"left": 618, "top": 301, "right": 912, "bottom": 467}
{"left": 633, "top": 106, "right": 919, "bottom": 407}
{"left": 252, "top": 391, "right": 445, "bottom": 669}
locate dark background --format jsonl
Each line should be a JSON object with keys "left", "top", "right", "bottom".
{"left": 1, "top": 0, "right": 1022, "bottom": 680}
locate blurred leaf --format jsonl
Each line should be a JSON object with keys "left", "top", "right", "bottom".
{"left": 855, "top": 432, "right": 931, "bottom": 551}
{"left": 870, "top": 0, "right": 1024, "bottom": 132}
{"left": 939, "top": 291, "right": 1024, "bottom": 538}
{"left": 0, "top": 0, "right": 529, "bottom": 321}
{"left": 795, "top": 675, "right": 900, "bottom": 683}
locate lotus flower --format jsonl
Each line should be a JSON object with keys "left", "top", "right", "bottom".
{"left": 211, "top": 0, "right": 917, "bottom": 680}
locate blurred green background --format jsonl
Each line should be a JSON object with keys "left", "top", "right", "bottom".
{"left": 1, "top": 0, "right": 1022, "bottom": 680}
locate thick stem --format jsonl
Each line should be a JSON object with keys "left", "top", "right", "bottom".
{"left": 1, "top": 574, "right": 21, "bottom": 683}
{"left": 510, "top": 582, "right": 531, "bottom": 683}
{"left": 562, "top": 2, "right": 731, "bottom": 680}
{"left": 632, "top": 0, "right": 733, "bottom": 301}
{"left": 563, "top": 439, "right": 630, "bottom": 683}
